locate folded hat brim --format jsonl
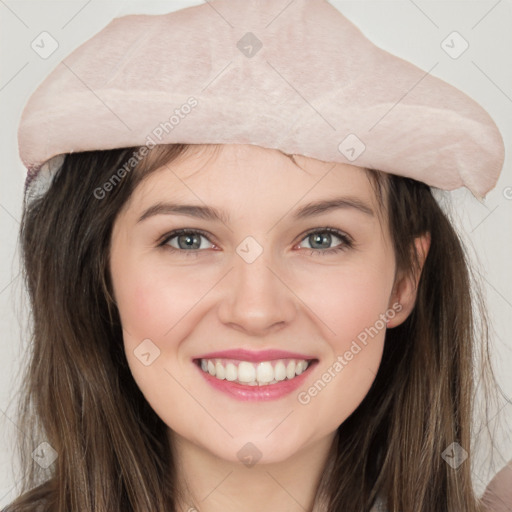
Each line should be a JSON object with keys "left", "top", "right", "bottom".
{"left": 18, "top": 0, "right": 505, "bottom": 197}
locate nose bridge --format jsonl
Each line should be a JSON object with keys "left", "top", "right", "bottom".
{"left": 217, "top": 241, "right": 297, "bottom": 334}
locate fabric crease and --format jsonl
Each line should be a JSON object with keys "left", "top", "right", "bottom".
{"left": 18, "top": 0, "right": 505, "bottom": 201}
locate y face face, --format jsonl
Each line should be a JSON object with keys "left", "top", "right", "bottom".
{"left": 109, "top": 144, "right": 413, "bottom": 465}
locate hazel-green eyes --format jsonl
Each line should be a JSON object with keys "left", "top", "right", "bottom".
{"left": 158, "top": 227, "right": 354, "bottom": 257}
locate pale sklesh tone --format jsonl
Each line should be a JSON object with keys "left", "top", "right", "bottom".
{"left": 110, "top": 144, "right": 427, "bottom": 511}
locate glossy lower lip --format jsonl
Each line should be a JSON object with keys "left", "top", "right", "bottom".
{"left": 194, "top": 348, "right": 315, "bottom": 363}
{"left": 194, "top": 359, "right": 318, "bottom": 401}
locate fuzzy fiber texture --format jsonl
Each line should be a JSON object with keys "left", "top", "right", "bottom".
{"left": 18, "top": 0, "right": 505, "bottom": 197}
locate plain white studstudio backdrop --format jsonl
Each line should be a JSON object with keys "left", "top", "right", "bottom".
{"left": 1, "top": 0, "right": 511, "bottom": 507}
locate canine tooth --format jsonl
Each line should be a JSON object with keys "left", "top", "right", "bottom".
{"left": 207, "top": 360, "right": 216, "bottom": 376}
{"left": 274, "top": 361, "right": 286, "bottom": 381}
{"left": 295, "top": 360, "right": 305, "bottom": 375}
{"left": 286, "top": 361, "right": 296, "bottom": 379}
{"left": 256, "top": 361, "right": 274, "bottom": 383}
{"left": 225, "top": 362, "right": 237, "bottom": 381}
{"left": 238, "top": 361, "right": 256, "bottom": 383}
{"left": 215, "top": 361, "right": 225, "bottom": 380}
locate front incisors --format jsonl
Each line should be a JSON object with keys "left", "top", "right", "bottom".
{"left": 200, "top": 358, "right": 310, "bottom": 386}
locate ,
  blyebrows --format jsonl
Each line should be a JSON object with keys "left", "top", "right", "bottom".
{"left": 136, "top": 196, "right": 375, "bottom": 225}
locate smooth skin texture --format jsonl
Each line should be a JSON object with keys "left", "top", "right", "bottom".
{"left": 109, "top": 144, "right": 428, "bottom": 512}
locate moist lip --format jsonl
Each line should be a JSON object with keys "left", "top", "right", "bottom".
{"left": 193, "top": 357, "right": 317, "bottom": 372}
{"left": 193, "top": 358, "right": 319, "bottom": 401}
{"left": 193, "top": 348, "right": 316, "bottom": 362}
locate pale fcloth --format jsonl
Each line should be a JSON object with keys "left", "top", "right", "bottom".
{"left": 18, "top": 0, "right": 504, "bottom": 199}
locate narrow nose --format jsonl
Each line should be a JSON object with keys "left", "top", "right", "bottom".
{"left": 217, "top": 251, "right": 298, "bottom": 336}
